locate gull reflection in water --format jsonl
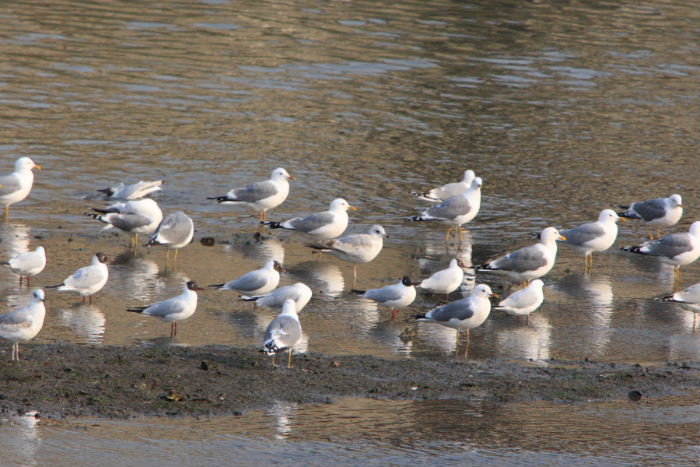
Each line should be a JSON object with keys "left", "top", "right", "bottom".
{"left": 287, "top": 261, "right": 344, "bottom": 299}
{"left": 265, "top": 401, "right": 297, "bottom": 441}
{"left": 548, "top": 274, "right": 614, "bottom": 358}
{"left": 109, "top": 257, "right": 167, "bottom": 302}
{"left": 225, "top": 233, "right": 285, "bottom": 264}
{"left": 56, "top": 304, "right": 106, "bottom": 344}
{"left": 416, "top": 320, "right": 459, "bottom": 354}
{"left": 494, "top": 313, "right": 551, "bottom": 361}
{"left": 0, "top": 410, "right": 40, "bottom": 467}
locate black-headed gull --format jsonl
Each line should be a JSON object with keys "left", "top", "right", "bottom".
{"left": 127, "top": 280, "right": 204, "bottom": 338}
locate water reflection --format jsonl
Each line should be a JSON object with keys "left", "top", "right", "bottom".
{"left": 494, "top": 313, "right": 552, "bottom": 361}
{"left": 265, "top": 401, "right": 297, "bottom": 441}
{"left": 287, "top": 261, "right": 344, "bottom": 299}
{"left": 55, "top": 304, "right": 105, "bottom": 344}
{"left": 108, "top": 256, "right": 167, "bottom": 302}
{"left": 0, "top": 411, "right": 40, "bottom": 467}
{"left": 224, "top": 234, "right": 286, "bottom": 265}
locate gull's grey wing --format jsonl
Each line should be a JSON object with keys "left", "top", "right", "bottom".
{"left": 228, "top": 180, "right": 278, "bottom": 203}
{"left": 155, "top": 212, "right": 193, "bottom": 243}
{"left": 65, "top": 266, "right": 105, "bottom": 288}
{"left": 427, "top": 299, "right": 474, "bottom": 322}
{"left": 0, "top": 310, "right": 32, "bottom": 330}
{"left": 647, "top": 233, "right": 693, "bottom": 258}
{"left": 425, "top": 196, "right": 471, "bottom": 220}
{"left": 227, "top": 270, "right": 269, "bottom": 292}
{"left": 106, "top": 212, "right": 152, "bottom": 231}
{"left": 0, "top": 173, "right": 22, "bottom": 196}
{"left": 265, "top": 315, "right": 301, "bottom": 348}
{"left": 491, "top": 245, "right": 547, "bottom": 273}
{"left": 332, "top": 234, "right": 373, "bottom": 253}
{"left": 630, "top": 198, "right": 667, "bottom": 222}
{"left": 561, "top": 222, "right": 606, "bottom": 247}
{"left": 143, "top": 296, "right": 187, "bottom": 319}
{"left": 288, "top": 211, "right": 335, "bottom": 233}
{"left": 364, "top": 284, "right": 403, "bottom": 303}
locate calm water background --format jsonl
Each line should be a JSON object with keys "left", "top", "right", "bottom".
{"left": 0, "top": 0, "right": 698, "bottom": 465}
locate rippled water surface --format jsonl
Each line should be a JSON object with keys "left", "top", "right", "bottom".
{"left": 2, "top": 392, "right": 699, "bottom": 466}
{"left": 0, "top": 0, "right": 698, "bottom": 463}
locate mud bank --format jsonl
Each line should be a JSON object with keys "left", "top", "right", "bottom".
{"left": 0, "top": 344, "right": 696, "bottom": 418}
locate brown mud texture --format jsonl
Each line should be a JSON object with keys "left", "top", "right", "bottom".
{"left": 0, "top": 344, "right": 697, "bottom": 418}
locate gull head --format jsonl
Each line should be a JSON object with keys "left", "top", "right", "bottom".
{"left": 15, "top": 157, "right": 42, "bottom": 172}
{"left": 330, "top": 198, "right": 356, "bottom": 211}
{"left": 272, "top": 168, "right": 294, "bottom": 181}
{"left": 670, "top": 194, "right": 682, "bottom": 208}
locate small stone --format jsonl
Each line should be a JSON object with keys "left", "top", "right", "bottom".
{"left": 331, "top": 360, "right": 341, "bottom": 368}
{"left": 200, "top": 237, "right": 215, "bottom": 246}
{"left": 200, "top": 361, "right": 209, "bottom": 371}
{"left": 628, "top": 390, "right": 642, "bottom": 402}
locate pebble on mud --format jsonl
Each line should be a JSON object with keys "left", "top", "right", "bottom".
{"left": 628, "top": 390, "right": 642, "bottom": 402}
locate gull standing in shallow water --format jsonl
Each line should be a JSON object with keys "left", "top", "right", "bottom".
{"left": 479, "top": 227, "right": 566, "bottom": 286}
{"left": 406, "top": 177, "right": 482, "bottom": 242}
{"left": 85, "top": 198, "right": 163, "bottom": 249}
{"left": 146, "top": 211, "right": 194, "bottom": 263}
{"left": 241, "top": 282, "right": 312, "bottom": 312}
{"left": 411, "top": 170, "right": 475, "bottom": 203}
{"left": 49, "top": 252, "right": 110, "bottom": 304}
{"left": 208, "top": 168, "right": 294, "bottom": 221}
{"left": 352, "top": 276, "right": 417, "bottom": 320}
{"left": 261, "top": 298, "right": 302, "bottom": 368}
{"left": 97, "top": 179, "right": 164, "bottom": 201}
{"left": 263, "top": 198, "right": 356, "bottom": 240}
{"left": 210, "top": 260, "right": 284, "bottom": 296}
{"left": 622, "top": 221, "right": 700, "bottom": 291}
{"left": 559, "top": 209, "right": 621, "bottom": 272}
{"left": 0, "top": 157, "right": 42, "bottom": 219}
{"left": 618, "top": 194, "right": 683, "bottom": 239}
{"left": 0, "top": 289, "right": 45, "bottom": 361}
{"left": 657, "top": 282, "right": 700, "bottom": 312}
{"left": 2, "top": 246, "right": 46, "bottom": 286}
{"left": 415, "top": 284, "right": 496, "bottom": 355}
{"left": 127, "top": 280, "right": 204, "bottom": 338}
{"left": 416, "top": 258, "right": 466, "bottom": 299}
{"left": 494, "top": 279, "right": 545, "bottom": 325}
{"left": 305, "top": 224, "right": 386, "bottom": 285}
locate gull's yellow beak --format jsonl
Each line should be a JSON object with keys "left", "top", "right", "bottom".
{"left": 491, "top": 293, "right": 499, "bottom": 299}
{"left": 618, "top": 217, "right": 625, "bottom": 223}
{"left": 33, "top": 164, "right": 42, "bottom": 170}
{"left": 559, "top": 234, "right": 567, "bottom": 241}
{"left": 288, "top": 174, "right": 296, "bottom": 180}
{"left": 348, "top": 205, "right": 358, "bottom": 211}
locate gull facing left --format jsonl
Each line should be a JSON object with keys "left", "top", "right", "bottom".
{"left": 2, "top": 246, "right": 46, "bottom": 286}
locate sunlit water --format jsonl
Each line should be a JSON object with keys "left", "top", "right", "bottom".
{"left": 0, "top": 0, "right": 698, "bottom": 463}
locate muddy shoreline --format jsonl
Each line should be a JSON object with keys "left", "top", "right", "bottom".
{"left": 0, "top": 344, "right": 697, "bottom": 419}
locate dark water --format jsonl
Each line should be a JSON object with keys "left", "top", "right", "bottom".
{"left": 0, "top": 0, "right": 698, "bottom": 464}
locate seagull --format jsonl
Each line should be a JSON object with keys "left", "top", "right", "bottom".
{"left": 352, "top": 276, "right": 417, "bottom": 320}
{"left": 411, "top": 170, "right": 475, "bottom": 203}
{"left": 0, "top": 289, "right": 45, "bottom": 361}
{"left": 622, "top": 221, "right": 700, "bottom": 291}
{"left": 405, "top": 177, "right": 482, "bottom": 242}
{"left": 210, "top": 260, "right": 284, "bottom": 296}
{"left": 2, "top": 246, "right": 46, "bottom": 286}
{"left": 146, "top": 211, "right": 194, "bottom": 262}
{"left": 260, "top": 298, "right": 302, "bottom": 368}
{"left": 494, "top": 279, "right": 545, "bottom": 325}
{"left": 415, "top": 284, "right": 496, "bottom": 355}
{"left": 657, "top": 282, "right": 700, "bottom": 312}
{"left": 208, "top": 168, "right": 294, "bottom": 221}
{"left": 479, "top": 227, "right": 566, "bottom": 286}
{"left": 97, "top": 179, "right": 164, "bottom": 201}
{"left": 618, "top": 194, "right": 683, "bottom": 239}
{"left": 48, "top": 252, "right": 110, "bottom": 304}
{"left": 263, "top": 198, "right": 356, "bottom": 240}
{"left": 127, "top": 280, "right": 204, "bottom": 338}
{"left": 416, "top": 258, "right": 466, "bottom": 298}
{"left": 559, "top": 209, "right": 621, "bottom": 271}
{"left": 85, "top": 198, "right": 163, "bottom": 248}
{"left": 241, "top": 282, "right": 312, "bottom": 312}
{"left": 0, "top": 157, "right": 42, "bottom": 219}
{"left": 305, "top": 224, "right": 386, "bottom": 283}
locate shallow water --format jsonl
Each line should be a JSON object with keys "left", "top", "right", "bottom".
{"left": 0, "top": 0, "right": 698, "bottom": 462}
{"left": 1, "top": 392, "right": 698, "bottom": 467}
